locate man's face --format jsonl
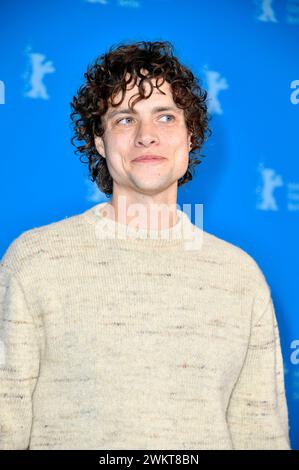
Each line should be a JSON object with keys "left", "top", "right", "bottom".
{"left": 94, "top": 73, "right": 192, "bottom": 199}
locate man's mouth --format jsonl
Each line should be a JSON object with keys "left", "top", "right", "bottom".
{"left": 132, "top": 154, "right": 166, "bottom": 163}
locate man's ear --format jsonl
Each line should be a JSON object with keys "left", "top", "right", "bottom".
{"left": 94, "top": 136, "right": 106, "bottom": 159}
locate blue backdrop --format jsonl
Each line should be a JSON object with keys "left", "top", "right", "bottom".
{"left": 0, "top": 0, "right": 298, "bottom": 449}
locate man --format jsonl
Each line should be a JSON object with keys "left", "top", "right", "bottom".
{"left": 0, "top": 40, "right": 291, "bottom": 449}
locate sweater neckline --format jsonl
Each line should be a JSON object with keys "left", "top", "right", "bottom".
{"left": 82, "top": 201, "right": 203, "bottom": 250}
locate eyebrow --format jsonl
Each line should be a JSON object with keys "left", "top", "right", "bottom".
{"left": 106, "top": 106, "right": 179, "bottom": 120}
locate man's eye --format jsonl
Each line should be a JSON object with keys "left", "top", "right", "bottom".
{"left": 116, "top": 117, "right": 133, "bottom": 125}
{"left": 160, "top": 114, "right": 175, "bottom": 122}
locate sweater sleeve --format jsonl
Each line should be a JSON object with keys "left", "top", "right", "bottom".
{"left": 0, "top": 259, "right": 40, "bottom": 449}
{"left": 226, "top": 294, "right": 291, "bottom": 449}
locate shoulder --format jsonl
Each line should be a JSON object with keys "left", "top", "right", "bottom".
{"left": 0, "top": 210, "right": 88, "bottom": 275}
{"left": 199, "top": 228, "right": 271, "bottom": 300}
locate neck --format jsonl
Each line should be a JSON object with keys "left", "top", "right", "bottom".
{"left": 104, "top": 196, "right": 179, "bottom": 232}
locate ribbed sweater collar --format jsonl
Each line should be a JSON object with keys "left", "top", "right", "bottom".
{"left": 82, "top": 201, "right": 203, "bottom": 250}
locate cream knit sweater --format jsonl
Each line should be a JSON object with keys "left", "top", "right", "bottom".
{"left": 0, "top": 202, "right": 291, "bottom": 450}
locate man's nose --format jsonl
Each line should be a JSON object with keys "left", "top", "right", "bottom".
{"left": 134, "top": 122, "right": 159, "bottom": 147}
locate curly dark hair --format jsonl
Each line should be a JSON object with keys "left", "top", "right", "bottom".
{"left": 70, "top": 40, "right": 212, "bottom": 197}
